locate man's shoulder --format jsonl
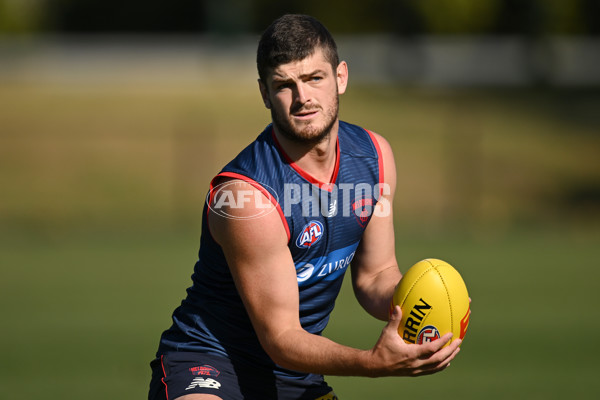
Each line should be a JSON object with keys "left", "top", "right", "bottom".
{"left": 339, "top": 120, "right": 379, "bottom": 158}
{"left": 220, "top": 125, "right": 280, "bottom": 174}
{"left": 339, "top": 120, "right": 366, "bottom": 134}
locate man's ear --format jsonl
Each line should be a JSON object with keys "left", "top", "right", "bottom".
{"left": 336, "top": 61, "right": 349, "bottom": 95}
{"left": 258, "top": 79, "right": 271, "bottom": 109}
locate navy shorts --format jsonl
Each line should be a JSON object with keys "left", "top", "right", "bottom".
{"left": 149, "top": 352, "right": 338, "bottom": 400}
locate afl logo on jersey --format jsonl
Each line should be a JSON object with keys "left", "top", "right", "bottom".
{"left": 296, "top": 220, "right": 324, "bottom": 248}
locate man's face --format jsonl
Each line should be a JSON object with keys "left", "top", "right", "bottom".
{"left": 259, "top": 48, "right": 348, "bottom": 144}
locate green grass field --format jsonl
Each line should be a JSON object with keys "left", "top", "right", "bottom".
{"left": 1, "top": 230, "right": 598, "bottom": 399}
{"left": 1, "top": 81, "right": 599, "bottom": 399}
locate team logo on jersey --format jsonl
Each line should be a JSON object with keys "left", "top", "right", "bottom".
{"left": 352, "top": 197, "right": 374, "bottom": 227}
{"left": 417, "top": 325, "right": 441, "bottom": 344}
{"left": 189, "top": 365, "right": 220, "bottom": 377}
{"left": 296, "top": 220, "right": 324, "bottom": 248}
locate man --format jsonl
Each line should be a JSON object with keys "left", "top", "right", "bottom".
{"left": 149, "top": 14, "right": 461, "bottom": 400}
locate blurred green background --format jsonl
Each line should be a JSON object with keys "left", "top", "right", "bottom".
{"left": 1, "top": 1, "right": 599, "bottom": 399}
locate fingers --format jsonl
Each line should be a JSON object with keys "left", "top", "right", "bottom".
{"left": 377, "top": 305, "right": 464, "bottom": 377}
{"left": 414, "top": 343, "right": 461, "bottom": 376}
{"left": 424, "top": 332, "right": 453, "bottom": 353}
{"left": 428, "top": 336, "right": 461, "bottom": 362}
{"left": 416, "top": 332, "right": 453, "bottom": 360}
{"left": 412, "top": 336, "right": 462, "bottom": 375}
{"left": 430, "top": 339, "right": 461, "bottom": 366}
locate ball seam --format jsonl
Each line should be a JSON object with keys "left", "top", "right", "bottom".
{"left": 434, "top": 265, "right": 454, "bottom": 335}
{"left": 399, "top": 265, "right": 435, "bottom": 308}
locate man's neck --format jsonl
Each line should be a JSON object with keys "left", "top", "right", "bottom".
{"left": 273, "top": 121, "right": 339, "bottom": 184}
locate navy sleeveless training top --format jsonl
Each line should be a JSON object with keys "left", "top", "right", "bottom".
{"left": 157, "top": 120, "right": 384, "bottom": 379}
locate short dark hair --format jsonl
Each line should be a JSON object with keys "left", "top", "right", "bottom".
{"left": 256, "top": 14, "right": 340, "bottom": 82}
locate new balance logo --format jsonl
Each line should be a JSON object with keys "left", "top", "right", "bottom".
{"left": 326, "top": 200, "right": 337, "bottom": 218}
{"left": 185, "top": 377, "right": 221, "bottom": 390}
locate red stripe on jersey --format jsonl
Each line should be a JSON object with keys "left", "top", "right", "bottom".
{"left": 271, "top": 128, "right": 340, "bottom": 192}
{"left": 366, "top": 130, "right": 384, "bottom": 198}
{"left": 208, "top": 172, "right": 291, "bottom": 241}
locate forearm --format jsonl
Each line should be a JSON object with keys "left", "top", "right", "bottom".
{"left": 262, "top": 307, "right": 461, "bottom": 379}
{"left": 263, "top": 327, "right": 380, "bottom": 377}
{"left": 353, "top": 264, "right": 401, "bottom": 321}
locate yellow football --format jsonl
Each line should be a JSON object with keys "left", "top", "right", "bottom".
{"left": 392, "top": 258, "right": 470, "bottom": 345}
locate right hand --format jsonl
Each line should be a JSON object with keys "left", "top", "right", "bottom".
{"left": 367, "top": 305, "right": 462, "bottom": 377}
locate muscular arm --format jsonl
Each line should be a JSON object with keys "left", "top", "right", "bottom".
{"left": 208, "top": 177, "right": 461, "bottom": 377}
{"left": 209, "top": 182, "right": 368, "bottom": 375}
{"left": 351, "top": 131, "right": 401, "bottom": 321}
